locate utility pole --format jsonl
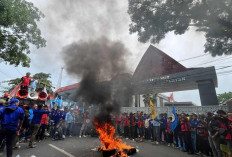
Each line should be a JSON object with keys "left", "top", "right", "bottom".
{"left": 56, "top": 67, "right": 64, "bottom": 90}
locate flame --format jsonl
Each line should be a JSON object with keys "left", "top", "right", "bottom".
{"left": 94, "top": 121, "right": 133, "bottom": 157}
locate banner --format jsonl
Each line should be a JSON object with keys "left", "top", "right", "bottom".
{"left": 170, "top": 105, "right": 178, "bottom": 131}
{"left": 150, "top": 99, "right": 156, "bottom": 119}
{"left": 9, "top": 83, "right": 21, "bottom": 98}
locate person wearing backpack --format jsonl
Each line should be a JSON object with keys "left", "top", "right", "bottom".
{"left": 0, "top": 99, "right": 24, "bottom": 157}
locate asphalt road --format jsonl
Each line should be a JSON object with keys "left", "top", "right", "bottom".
{"left": 1, "top": 137, "right": 199, "bottom": 157}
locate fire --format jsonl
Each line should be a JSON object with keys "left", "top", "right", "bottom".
{"left": 94, "top": 121, "right": 133, "bottom": 157}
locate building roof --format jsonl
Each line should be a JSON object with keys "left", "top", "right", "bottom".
{"left": 132, "top": 45, "right": 187, "bottom": 81}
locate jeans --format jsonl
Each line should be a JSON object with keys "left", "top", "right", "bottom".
{"left": 66, "top": 123, "right": 73, "bottom": 136}
{"left": 152, "top": 126, "right": 160, "bottom": 142}
{"left": 0, "top": 129, "right": 16, "bottom": 157}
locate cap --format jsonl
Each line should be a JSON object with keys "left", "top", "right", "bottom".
{"left": 9, "top": 98, "right": 19, "bottom": 104}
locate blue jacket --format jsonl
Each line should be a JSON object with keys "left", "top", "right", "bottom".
{"left": 190, "top": 119, "right": 199, "bottom": 129}
{"left": 160, "top": 117, "right": 167, "bottom": 129}
{"left": 31, "top": 109, "right": 49, "bottom": 124}
{"left": 29, "top": 109, "right": 33, "bottom": 122}
{"left": 65, "top": 112, "right": 75, "bottom": 123}
{"left": 0, "top": 104, "right": 24, "bottom": 131}
{"left": 53, "top": 110, "right": 62, "bottom": 124}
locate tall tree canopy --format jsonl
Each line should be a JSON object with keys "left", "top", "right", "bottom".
{"left": 128, "top": 0, "right": 232, "bottom": 56}
{"left": 3, "top": 72, "right": 54, "bottom": 94}
{"left": 0, "top": 0, "right": 46, "bottom": 67}
{"left": 217, "top": 92, "right": 232, "bottom": 104}
{"left": 143, "top": 93, "right": 157, "bottom": 106}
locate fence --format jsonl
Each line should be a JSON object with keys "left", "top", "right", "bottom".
{"left": 121, "top": 105, "right": 228, "bottom": 116}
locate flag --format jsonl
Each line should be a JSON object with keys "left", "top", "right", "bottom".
{"left": 150, "top": 99, "right": 156, "bottom": 119}
{"left": 81, "top": 103, "right": 85, "bottom": 113}
{"left": 60, "top": 97, "right": 63, "bottom": 109}
{"left": 170, "top": 105, "right": 178, "bottom": 132}
{"left": 9, "top": 83, "right": 21, "bottom": 98}
{"left": 49, "top": 101, "right": 53, "bottom": 109}
{"left": 169, "top": 92, "right": 174, "bottom": 102}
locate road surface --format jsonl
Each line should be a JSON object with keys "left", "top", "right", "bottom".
{"left": 1, "top": 137, "right": 199, "bottom": 157}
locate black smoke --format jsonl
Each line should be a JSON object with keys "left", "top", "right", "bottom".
{"left": 62, "top": 37, "right": 129, "bottom": 123}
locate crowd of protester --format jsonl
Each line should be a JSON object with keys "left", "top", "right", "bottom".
{"left": 0, "top": 98, "right": 92, "bottom": 157}
{"left": 0, "top": 95, "right": 231, "bottom": 157}
{"left": 112, "top": 110, "right": 232, "bottom": 157}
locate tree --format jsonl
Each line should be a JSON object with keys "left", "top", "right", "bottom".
{"left": 3, "top": 72, "right": 54, "bottom": 94}
{"left": 142, "top": 93, "right": 157, "bottom": 107}
{"left": 0, "top": 0, "right": 46, "bottom": 67}
{"left": 217, "top": 92, "right": 232, "bottom": 104}
{"left": 128, "top": 0, "right": 232, "bottom": 56}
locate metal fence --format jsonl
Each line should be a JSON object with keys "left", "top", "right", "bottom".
{"left": 121, "top": 105, "right": 228, "bottom": 116}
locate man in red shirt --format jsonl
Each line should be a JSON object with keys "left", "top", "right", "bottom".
{"left": 180, "top": 113, "right": 193, "bottom": 154}
{"left": 21, "top": 72, "right": 31, "bottom": 91}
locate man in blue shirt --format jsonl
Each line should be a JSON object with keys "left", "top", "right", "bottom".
{"left": 65, "top": 109, "right": 75, "bottom": 137}
{"left": 29, "top": 104, "right": 38, "bottom": 123}
{"left": 30, "top": 76, "right": 39, "bottom": 92}
{"left": 160, "top": 113, "right": 167, "bottom": 142}
{"left": 0, "top": 99, "right": 24, "bottom": 157}
{"left": 29, "top": 104, "right": 49, "bottom": 148}
{"left": 152, "top": 115, "right": 161, "bottom": 144}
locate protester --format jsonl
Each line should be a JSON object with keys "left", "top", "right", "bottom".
{"left": 30, "top": 76, "right": 39, "bottom": 92}
{"left": 152, "top": 115, "right": 160, "bottom": 144}
{"left": 197, "top": 121, "right": 212, "bottom": 156}
{"left": 138, "top": 115, "right": 144, "bottom": 142}
{"left": 180, "top": 113, "right": 194, "bottom": 154}
{"left": 166, "top": 117, "right": 173, "bottom": 147}
{"left": 128, "top": 113, "right": 135, "bottom": 140}
{"left": 21, "top": 72, "right": 31, "bottom": 91}
{"left": 36, "top": 105, "right": 49, "bottom": 141}
{"left": 19, "top": 105, "right": 30, "bottom": 143}
{"left": 29, "top": 104, "right": 38, "bottom": 123}
{"left": 79, "top": 111, "right": 90, "bottom": 138}
{"left": 144, "top": 114, "right": 150, "bottom": 140}
{"left": 0, "top": 99, "right": 24, "bottom": 157}
{"left": 123, "top": 113, "right": 129, "bottom": 139}
{"left": 173, "top": 115, "right": 183, "bottom": 149}
{"left": 216, "top": 110, "right": 232, "bottom": 152}
{"left": 65, "top": 108, "right": 75, "bottom": 137}
{"left": 29, "top": 104, "right": 49, "bottom": 148}
{"left": 160, "top": 113, "right": 167, "bottom": 142}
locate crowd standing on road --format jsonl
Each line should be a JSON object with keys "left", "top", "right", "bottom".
{"left": 0, "top": 96, "right": 231, "bottom": 157}
{"left": 113, "top": 111, "right": 232, "bottom": 157}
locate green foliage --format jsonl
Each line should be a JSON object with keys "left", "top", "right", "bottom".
{"left": 217, "top": 92, "right": 232, "bottom": 104}
{"left": 4, "top": 72, "right": 54, "bottom": 94}
{"left": 142, "top": 93, "right": 157, "bottom": 106}
{"left": 33, "top": 72, "right": 54, "bottom": 94}
{"left": 128, "top": 0, "right": 232, "bottom": 56}
{"left": 0, "top": 0, "right": 46, "bottom": 67}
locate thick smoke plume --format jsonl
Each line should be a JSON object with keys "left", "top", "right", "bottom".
{"left": 62, "top": 37, "right": 129, "bottom": 122}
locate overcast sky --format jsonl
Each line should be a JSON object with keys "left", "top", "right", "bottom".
{"left": 0, "top": 0, "right": 232, "bottom": 105}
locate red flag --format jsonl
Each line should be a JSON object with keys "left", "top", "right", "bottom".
{"left": 9, "top": 83, "right": 21, "bottom": 98}
{"left": 169, "top": 92, "right": 174, "bottom": 102}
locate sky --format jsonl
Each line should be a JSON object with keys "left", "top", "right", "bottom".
{"left": 0, "top": 0, "right": 232, "bottom": 105}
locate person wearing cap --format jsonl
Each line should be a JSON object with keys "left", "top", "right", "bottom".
{"left": 29, "top": 104, "right": 49, "bottom": 148}
{"left": 0, "top": 99, "right": 24, "bottom": 157}
{"left": 65, "top": 109, "right": 75, "bottom": 137}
